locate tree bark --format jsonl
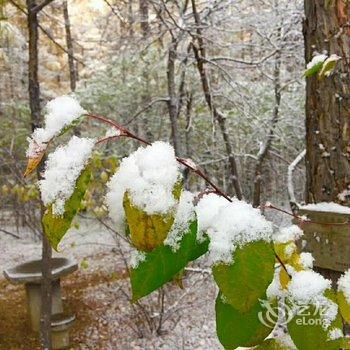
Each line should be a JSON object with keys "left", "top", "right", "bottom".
{"left": 166, "top": 39, "right": 180, "bottom": 155}
{"left": 304, "top": 0, "right": 350, "bottom": 206}
{"left": 139, "top": 0, "right": 153, "bottom": 142}
{"left": 304, "top": 1, "right": 350, "bottom": 329}
{"left": 26, "top": 1, "right": 52, "bottom": 348}
{"left": 63, "top": 0, "right": 76, "bottom": 92}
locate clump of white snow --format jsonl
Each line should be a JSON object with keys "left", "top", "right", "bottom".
{"left": 328, "top": 327, "right": 343, "bottom": 341}
{"left": 300, "top": 202, "right": 350, "bottom": 214}
{"left": 338, "top": 269, "right": 350, "bottom": 303}
{"left": 27, "top": 95, "right": 86, "bottom": 157}
{"left": 129, "top": 249, "right": 146, "bottom": 268}
{"left": 266, "top": 268, "right": 286, "bottom": 299}
{"left": 39, "top": 136, "right": 95, "bottom": 216}
{"left": 288, "top": 270, "right": 337, "bottom": 330}
{"left": 288, "top": 270, "right": 331, "bottom": 304}
{"left": 299, "top": 252, "right": 314, "bottom": 269}
{"left": 273, "top": 225, "right": 303, "bottom": 244}
{"left": 106, "top": 142, "right": 181, "bottom": 233}
{"left": 164, "top": 191, "right": 195, "bottom": 251}
{"left": 195, "top": 193, "right": 273, "bottom": 264}
{"left": 306, "top": 54, "right": 327, "bottom": 70}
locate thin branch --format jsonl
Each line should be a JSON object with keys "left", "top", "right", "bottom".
{"left": 32, "top": 0, "right": 54, "bottom": 13}
{"left": 210, "top": 49, "right": 278, "bottom": 66}
{"left": 8, "top": 0, "right": 85, "bottom": 66}
{"left": 125, "top": 97, "right": 169, "bottom": 125}
{"left": 0, "top": 228, "right": 20, "bottom": 239}
{"left": 288, "top": 149, "right": 306, "bottom": 211}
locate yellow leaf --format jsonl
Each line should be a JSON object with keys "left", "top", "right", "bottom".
{"left": 23, "top": 151, "right": 45, "bottom": 177}
{"left": 123, "top": 192, "right": 176, "bottom": 251}
{"left": 123, "top": 181, "right": 182, "bottom": 252}
{"left": 280, "top": 268, "right": 291, "bottom": 290}
{"left": 337, "top": 291, "right": 350, "bottom": 325}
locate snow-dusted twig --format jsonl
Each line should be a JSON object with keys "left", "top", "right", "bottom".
{"left": 287, "top": 149, "right": 306, "bottom": 209}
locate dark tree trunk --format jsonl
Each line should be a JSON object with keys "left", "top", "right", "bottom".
{"left": 304, "top": 2, "right": 350, "bottom": 331}
{"left": 139, "top": 0, "right": 149, "bottom": 35}
{"left": 63, "top": 0, "right": 76, "bottom": 92}
{"left": 167, "top": 39, "right": 180, "bottom": 155}
{"left": 26, "top": 1, "right": 52, "bottom": 348}
{"left": 304, "top": 0, "right": 350, "bottom": 206}
{"left": 139, "top": 0, "right": 153, "bottom": 142}
{"left": 27, "top": 0, "right": 41, "bottom": 130}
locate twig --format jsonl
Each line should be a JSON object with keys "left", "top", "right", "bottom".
{"left": 288, "top": 149, "right": 306, "bottom": 210}
{"left": 0, "top": 228, "right": 20, "bottom": 239}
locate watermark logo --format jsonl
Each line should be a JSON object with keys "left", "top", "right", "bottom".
{"left": 258, "top": 299, "right": 330, "bottom": 328}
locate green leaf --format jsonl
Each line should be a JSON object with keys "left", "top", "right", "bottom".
{"left": 130, "top": 220, "right": 209, "bottom": 301}
{"left": 254, "top": 338, "right": 293, "bottom": 349}
{"left": 58, "top": 115, "right": 85, "bottom": 136}
{"left": 42, "top": 165, "right": 92, "bottom": 250}
{"left": 287, "top": 290, "right": 342, "bottom": 350}
{"left": 213, "top": 240, "right": 275, "bottom": 313}
{"left": 304, "top": 59, "right": 325, "bottom": 77}
{"left": 215, "top": 292, "right": 273, "bottom": 350}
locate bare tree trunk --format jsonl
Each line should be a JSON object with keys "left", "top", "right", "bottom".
{"left": 26, "top": 1, "right": 52, "bottom": 348}
{"left": 63, "top": 0, "right": 76, "bottom": 92}
{"left": 184, "top": 91, "right": 193, "bottom": 186}
{"left": 139, "top": 0, "right": 153, "bottom": 141}
{"left": 166, "top": 39, "right": 180, "bottom": 155}
{"left": 252, "top": 45, "right": 281, "bottom": 207}
{"left": 128, "top": 0, "right": 134, "bottom": 36}
{"left": 191, "top": 0, "right": 242, "bottom": 199}
{"left": 304, "top": 0, "right": 350, "bottom": 206}
{"left": 139, "top": 0, "right": 149, "bottom": 34}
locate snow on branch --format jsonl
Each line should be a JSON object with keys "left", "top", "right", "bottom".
{"left": 287, "top": 149, "right": 306, "bottom": 208}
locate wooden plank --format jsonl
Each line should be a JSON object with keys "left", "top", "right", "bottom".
{"left": 294, "top": 209, "right": 350, "bottom": 272}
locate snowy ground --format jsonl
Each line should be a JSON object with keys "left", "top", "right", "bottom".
{"left": 0, "top": 220, "right": 222, "bottom": 349}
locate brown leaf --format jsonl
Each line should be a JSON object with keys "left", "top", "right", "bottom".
{"left": 23, "top": 151, "right": 45, "bottom": 177}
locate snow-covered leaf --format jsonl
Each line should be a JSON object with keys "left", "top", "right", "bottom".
{"left": 130, "top": 220, "right": 209, "bottom": 301}
{"left": 123, "top": 181, "right": 182, "bottom": 252}
{"left": 24, "top": 96, "right": 87, "bottom": 176}
{"left": 42, "top": 165, "right": 92, "bottom": 250}
{"left": 287, "top": 289, "right": 342, "bottom": 350}
{"left": 213, "top": 240, "right": 275, "bottom": 313}
{"left": 304, "top": 54, "right": 327, "bottom": 77}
